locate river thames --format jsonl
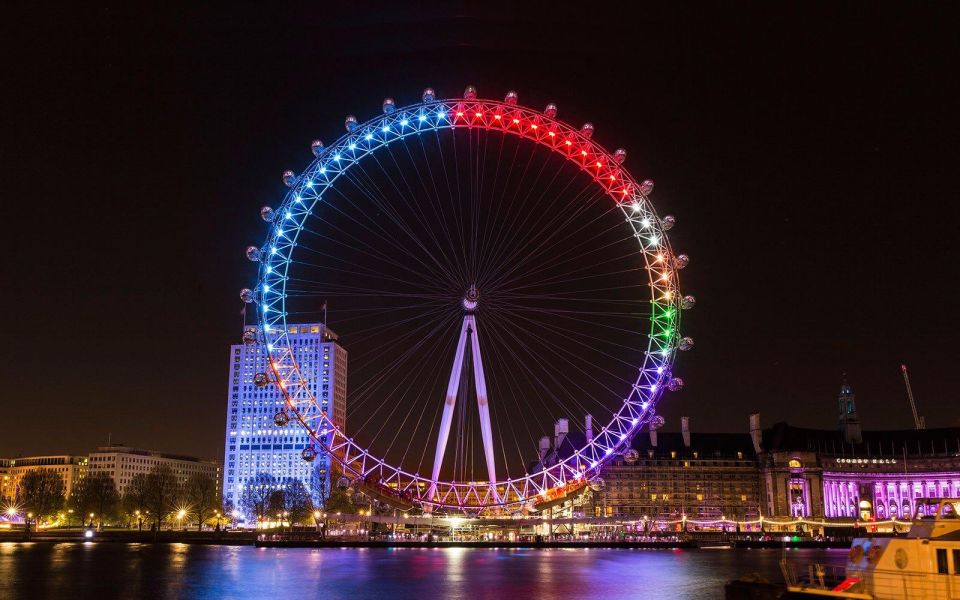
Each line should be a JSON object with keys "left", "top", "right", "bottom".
{"left": 0, "top": 543, "right": 846, "bottom": 599}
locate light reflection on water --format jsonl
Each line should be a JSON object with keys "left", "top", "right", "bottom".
{"left": 0, "top": 543, "right": 846, "bottom": 600}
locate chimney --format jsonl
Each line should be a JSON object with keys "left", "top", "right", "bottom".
{"left": 585, "top": 414, "right": 594, "bottom": 443}
{"left": 539, "top": 436, "right": 551, "bottom": 462}
{"left": 554, "top": 418, "right": 569, "bottom": 449}
{"left": 749, "top": 413, "right": 762, "bottom": 454}
{"left": 681, "top": 416, "right": 691, "bottom": 447}
{"left": 649, "top": 420, "right": 658, "bottom": 447}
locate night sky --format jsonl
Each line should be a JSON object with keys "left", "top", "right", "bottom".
{"left": 4, "top": 3, "right": 957, "bottom": 461}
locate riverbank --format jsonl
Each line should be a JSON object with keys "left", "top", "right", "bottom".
{"left": 0, "top": 529, "right": 853, "bottom": 549}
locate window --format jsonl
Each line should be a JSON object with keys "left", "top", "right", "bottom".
{"left": 788, "top": 459, "right": 802, "bottom": 468}
{"left": 936, "top": 548, "right": 948, "bottom": 574}
{"left": 953, "top": 549, "right": 960, "bottom": 574}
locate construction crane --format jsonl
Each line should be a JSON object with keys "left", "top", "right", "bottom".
{"left": 900, "top": 364, "right": 926, "bottom": 430}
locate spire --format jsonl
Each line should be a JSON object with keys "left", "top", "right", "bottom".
{"left": 838, "top": 374, "right": 862, "bottom": 444}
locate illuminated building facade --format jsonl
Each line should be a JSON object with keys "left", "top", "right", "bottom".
{"left": 0, "top": 455, "right": 88, "bottom": 502}
{"left": 222, "top": 322, "right": 347, "bottom": 520}
{"left": 600, "top": 423, "right": 761, "bottom": 522}
{"left": 756, "top": 382, "right": 960, "bottom": 521}
{"left": 87, "top": 445, "right": 220, "bottom": 496}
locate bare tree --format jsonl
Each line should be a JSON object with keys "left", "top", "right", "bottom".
{"left": 144, "top": 464, "right": 180, "bottom": 530}
{"left": 123, "top": 473, "right": 150, "bottom": 529}
{"left": 183, "top": 473, "right": 219, "bottom": 531}
{"left": 19, "top": 470, "right": 65, "bottom": 530}
{"left": 281, "top": 477, "right": 313, "bottom": 528}
{"left": 69, "top": 472, "right": 119, "bottom": 528}
{"left": 239, "top": 473, "right": 276, "bottom": 528}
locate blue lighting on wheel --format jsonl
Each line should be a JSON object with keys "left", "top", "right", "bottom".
{"left": 270, "top": 246, "right": 277, "bottom": 254}
{"left": 365, "top": 134, "right": 373, "bottom": 141}
{"left": 418, "top": 114, "right": 427, "bottom": 122}
{"left": 348, "top": 143, "right": 356, "bottom": 150}
{"left": 285, "top": 211, "right": 292, "bottom": 220}
{"left": 319, "top": 166, "right": 326, "bottom": 173}
{"left": 381, "top": 126, "right": 389, "bottom": 133}
{"left": 437, "top": 111, "right": 445, "bottom": 119}
{"left": 333, "top": 154, "right": 341, "bottom": 161}
{"left": 400, "top": 119, "right": 409, "bottom": 126}
{"left": 305, "top": 180, "right": 313, "bottom": 188}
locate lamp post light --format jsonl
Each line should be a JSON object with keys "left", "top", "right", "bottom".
{"left": 135, "top": 510, "right": 143, "bottom": 531}
{"left": 67, "top": 509, "right": 74, "bottom": 528}
{"left": 313, "top": 510, "right": 321, "bottom": 533}
{"left": 177, "top": 509, "right": 186, "bottom": 531}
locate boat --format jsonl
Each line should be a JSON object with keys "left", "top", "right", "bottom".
{"left": 779, "top": 498, "right": 960, "bottom": 599}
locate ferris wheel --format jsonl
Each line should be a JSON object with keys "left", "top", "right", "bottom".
{"left": 240, "top": 86, "right": 694, "bottom": 514}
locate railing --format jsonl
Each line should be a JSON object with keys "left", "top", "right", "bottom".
{"left": 783, "top": 562, "right": 960, "bottom": 599}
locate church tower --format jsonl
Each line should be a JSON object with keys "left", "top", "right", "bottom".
{"left": 838, "top": 376, "right": 862, "bottom": 444}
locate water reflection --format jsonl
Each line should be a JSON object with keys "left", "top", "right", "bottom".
{"left": 0, "top": 544, "right": 845, "bottom": 600}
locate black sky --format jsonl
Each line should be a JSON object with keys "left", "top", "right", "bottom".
{"left": 3, "top": 3, "right": 958, "bottom": 460}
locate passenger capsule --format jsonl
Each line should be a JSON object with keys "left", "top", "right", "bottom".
{"left": 651, "top": 415, "right": 666, "bottom": 430}
{"left": 678, "top": 336, "right": 695, "bottom": 351}
{"left": 337, "top": 476, "right": 351, "bottom": 490}
{"left": 463, "top": 85, "right": 477, "bottom": 99}
{"left": 504, "top": 91, "right": 518, "bottom": 105}
{"left": 589, "top": 478, "right": 605, "bottom": 492}
{"left": 310, "top": 139, "right": 325, "bottom": 157}
{"left": 245, "top": 246, "right": 261, "bottom": 262}
{"left": 272, "top": 410, "right": 289, "bottom": 428}
{"left": 422, "top": 87, "right": 436, "bottom": 102}
{"left": 253, "top": 372, "right": 269, "bottom": 387}
{"left": 544, "top": 103, "right": 558, "bottom": 118}
{"left": 382, "top": 97, "right": 395, "bottom": 113}
{"left": 260, "top": 206, "right": 275, "bottom": 222}
{"left": 240, "top": 288, "right": 256, "bottom": 304}
{"left": 580, "top": 123, "right": 594, "bottom": 138}
{"left": 674, "top": 254, "right": 690, "bottom": 270}
{"left": 614, "top": 148, "right": 627, "bottom": 164}
{"left": 661, "top": 215, "right": 675, "bottom": 230}
{"left": 242, "top": 327, "right": 257, "bottom": 344}
{"left": 639, "top": 179, "right": 655, "bottom": 195}
{"left": 282, "top": 170, "right": 297, "bottom": 187}
{"left": 344, "top": 115, "right": 358, "bottom": 132}
{"left": 668, "top": 377, "right": 685, "bottom": 392}
{"left": 681, "top": 295, "right": 696, "bottom": 310}
{"left": 300, "top": 444, "right": 317, "bottom": 461}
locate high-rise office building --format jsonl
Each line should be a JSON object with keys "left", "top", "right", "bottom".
{"left": 222, "top": 322, "right": 347, "bottom": 522}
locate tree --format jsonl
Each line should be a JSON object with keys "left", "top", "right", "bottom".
{"left": 68, "top": 472, "right": 119, "bottom": 528}
{"left": 280, "top": 478, "right": 313, "bottom": 527}
{"left": 239, "top": 473, "right": 276, "bottom": 528}
{"left": 309, "top": 463, "right": 329, "bottom": 509}
{"left": 123, "top": 473, "right": 150, "bottom": 529}
{"left": 183, "top": 473, "right": 219, "bottom": 531}
{"left": 20, "top": 470, "right": 65, "bottom": 530}
{"left": 144, "top": 464, "right": 180, "bottom": 530}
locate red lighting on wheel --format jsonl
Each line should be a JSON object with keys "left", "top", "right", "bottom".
{"left": 512, "top": 118, "right": 520, "bottom": 124}
{"left": 475, "top": 112, "right": 482, "bottom": 118}
{"left": 494, "top": 115, "right": 502, "bottom": 120}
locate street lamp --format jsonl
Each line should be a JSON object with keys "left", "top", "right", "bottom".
{"left": 135, "top": 510, "right": 143, "bottom": 531}
{"left": 177, "top": 509, "right": 186, "bottom": 531}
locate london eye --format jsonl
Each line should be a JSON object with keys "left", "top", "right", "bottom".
{"left": 240, "top": 86, "right": 694, "bottom": 514}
